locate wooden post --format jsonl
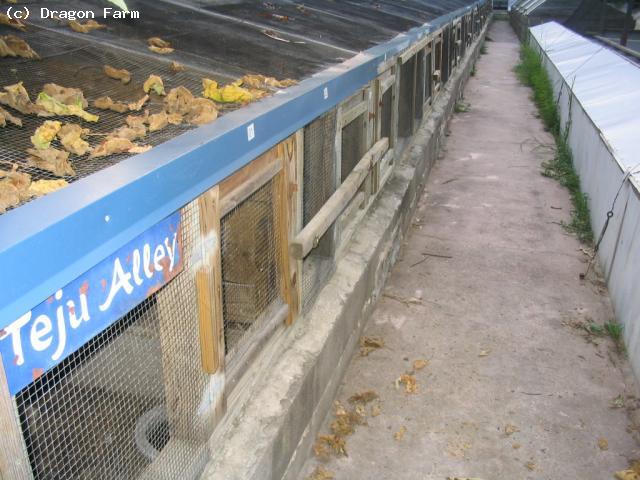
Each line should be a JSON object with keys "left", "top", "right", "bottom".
{"left": 276, "top": 136, "right": 299, "bottom": 325}
{"left": 196, "top": 186, "right": 224, "bottom": 374}
{"left": 0, "top": 357, "right": 33, "bottom": 480}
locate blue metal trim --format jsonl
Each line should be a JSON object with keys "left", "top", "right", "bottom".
{"left": 0, "top": 2, "right": 484, "bottom": 329}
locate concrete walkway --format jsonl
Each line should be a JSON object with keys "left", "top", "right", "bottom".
{"left": 300, "top": 20, "right": 639, "bottom": 480}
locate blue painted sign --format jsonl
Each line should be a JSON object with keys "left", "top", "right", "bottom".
{"left": 0, "top": 211, "right": 183, "bottom": 395}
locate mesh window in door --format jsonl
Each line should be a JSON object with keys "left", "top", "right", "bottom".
{"left": 442, "top": 27, "right": 451, "bottom": 83}
{"left": 380, "top": 88, "right": 393, "bottom": 142}
{"left": 220, "top": 179, "right": 283, "bottom": 359}
{"left": 398, "top": 57, "right": 415, "bottom": 138}
{"left": 302, "top": 112, "right": 337, "bottom": 311}
{"left": 414, "top": 53, "right": 425, "bottom": 122}
{"left": 340, "top": 113, "right": 367, "bottom": 182}
{"left": 425, "top": 51, "right": 432, "bottom": 103}
{"left": 14, "top": 204, "right": 210, "bottom": 480}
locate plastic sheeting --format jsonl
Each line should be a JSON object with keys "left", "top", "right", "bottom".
{"left": 530, "top": 22, "right": 640, "bottom": 182}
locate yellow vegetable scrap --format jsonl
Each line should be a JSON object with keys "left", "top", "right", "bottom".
{"left": 148, "top": 37, "right": 174, "bottom": 54}
{"left": 128, "top": 94, "right": 149, "bottom": 112}
{"left": 36, "top": 84, "right": 98, "bottom": 122}
{"left": 143, "top": 75, "right": 165, "bottom": 96}
{"left": 0, "top": 106, "right": 22, "bottom": 127}
{"left": 68, "top": 19, "right": 106, "bottom": 34}
{"left": 0, "top": 12, "right": 26, "bottom": 31}
{"left": 0, "top": 167, "right": 32, "bottom": 213}
{"left": 0, "top": 35, "right": 39, "bottom": 59}
{"left": 240, "top": 74, "right": 297, "bottom": 90}
{"left": 57, "top": 123, "right": 91, "bottom": 156}
{"left": 30, "top": 120, "right": 62, "bottom": 150}
{"left": 26, "top": 147, "right": 75, "bottom": 177}
{"left": 0, "top": 82, "right": 51, "bottom": 116}
{"left": 170, "top": 61, "right": 185, "bottom": 73}
{"left": 165, "top": 86, "right": 218, "bottom": 126}
{"left": 202, "top": 78, "right": 253, "bottom": 104}
{"left": 93, "top": 96, "right": 129, "bottom": 113}
{"left": 89, "top": 138, "right": 151, "bottom": 159}
{"left": 29, "top": 179, "right": 69, "bottom": 196}
{"left": 103, "top": 65, "right": 131, "bottom": 84}
{"left": 147, "top": 111, "right": 168, "bottom": 132}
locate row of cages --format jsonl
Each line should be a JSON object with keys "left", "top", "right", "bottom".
{"left": 0, "top": 4, "right": 491, "bottom": 479}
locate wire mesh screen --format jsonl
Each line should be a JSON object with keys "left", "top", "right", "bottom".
{"left": 340, "top": 113, "right": 367, "bottom": 182}
{"left": 303, "top": 111, "right": 337, "bottom": 226}
{"left": 398, "top": 57, "right": 415, "bottom": 138}
{"left": 442, "top": 26, "right": 451, "bottom": 84}
{"left": 220, "top": 178, "right": 283, "bottom": 359}
{"left": 380, "top": 88, "right": 393, "bottom": 143}
{"left": 425, "top": 51, "right": 433, "bottom": 103}
{"left": 14, "top": 203, "right": 210, "bottom": 479}
{"left": 414, "top": 53, "right": 425, "bottom": 122}
{"left": 301, "top": 111, "right": 337, "bottom": 311}
{"left": 0, "top": 26, "right": 232, "bottom": 214}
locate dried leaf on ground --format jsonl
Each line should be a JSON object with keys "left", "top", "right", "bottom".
{"left": 413, "top": 359, "right": 429, "bottom": 370}
{"left": 616, "top": 472, "right": 640, "bottom": 480}
{"left": 103, "top": 65, "right": 131, "bottom": 84}
{"left": 0, "top": 12, "right": 26, "bottom": 31}
{"left": 89, "top": 138, "right": 150, "bottom": 159}
{"left": 26, "top": 147, "right": 74, "bottom": 176}
{"left": 29, "top": 179, "right": 68, "bottom": 196}
{"left": 396, "top": 374, "right": 418, "bottom": 394}
{"left": 0, "top": 35, "right": 39, "bottom": 59}
{"left": 316, "top": 435, "right": 347, "bottom": 457}
{"left": 598, "top": 437, "right": 609, "bottom": 451}
{"left": 525, "top": 461, "right": 536, "bottom": 471}
{"left": 504, "top": 424, "right": 519, "bottom": 436}
{"left": 68, "top": 19, "right": 106, "bottom": 34}
{"left": 0, "top": 82, "right": 51, "bottom": 116}
{"left": 202, "top": 78, "right": 253, "bottom": 104}
{"left": 148, "top": 36, "right": 171, "bottom": 48}
{"left": 57, "top": 123, "right": 91, "bottom": 156}
{"left": 371, "top": 403, "right": 382, "bottom": 417}
{"left": 512, "top": 443, "right": 521, "bottom": 449}
{"left": 348, "top": 390, "right": 379, "bottom": 404}
{"left": 0, "top": 105, "right": 22, "bottom": 127}
{"left": 30, "top": 120, "right": 62, "bottom": 149}
{"left": 93, "top": 96, "right": 129, "bottom": 113}
{"left": 394, "top": 426, "right": 407, "bottom": 441}
{"left": 143, "top": 75, "right": 165, "bottom": 96}
{"left": 446, "top": 477, "right": 485, "bottom": 480}
{"left": 359, "top": 336, "right": 384, "bottom": 356}
{"left": 306, "top": 466, "right": 334, "bottom": 480}
{"left": 611, "top": 394, "right": 626, "bottom": 409}
{"left": 330, "top": 401, "right": 365, "bottom": 437}
{"left": 478, "top": 349, "right": 491, "bottom": 357}
{"left": 382, "top": 292, "right": 422, "bottom": 306}
{"left": 170, "top": 61, "right": 185, "bottom": 73}
{"left": 128, "top": 94, "right": 149, "bottom": 112}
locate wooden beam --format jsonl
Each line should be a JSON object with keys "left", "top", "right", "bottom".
{"left": 220, "top": 155, "right": 281, "bottom": 216}
{"left": 0, "top": 357, "right": 33, "bottom": 480}
{"left": 290, "top": 137, "right": 389, "bottom": 259}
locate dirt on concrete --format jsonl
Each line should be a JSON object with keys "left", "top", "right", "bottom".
{"left": 299, "top": 20, "right": 640, "bottom": 480}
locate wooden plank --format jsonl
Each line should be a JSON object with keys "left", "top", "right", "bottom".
{"left": 340, "top": 101, "right": 368, "bottom": 128}
{"left": 294, "top": 130, "right": 304, "bottom": 313}
{"left": 197, "top": 186, "right": 224, "bottom": 374}
{"left": 220, "top": 151, "right": 282, "bottom": 216}
{"left": 0, "top": 357, "right": 33, "bottom": 480}
{"left": 276, "top": 137, "right": 299, "bottom": 325}
{"left": 291, "top": 137, "right": 389, "bottom": 259}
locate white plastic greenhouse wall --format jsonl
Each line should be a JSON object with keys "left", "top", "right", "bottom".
{"left": 529, "top": 22, "right": 640, "bottom": 377}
